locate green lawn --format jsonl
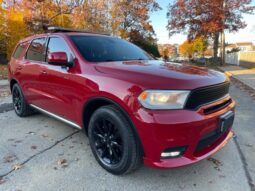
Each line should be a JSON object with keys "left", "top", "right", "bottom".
{"left": 0, "top": 64, "right": 8, "bottom": 80}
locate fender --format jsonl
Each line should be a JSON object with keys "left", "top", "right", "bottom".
{"left": 82, "top": 96, "right": 144, "bottom": 155}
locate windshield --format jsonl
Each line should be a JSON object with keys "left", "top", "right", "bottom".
{"left": 70, "top": 35, "right": 152, "bottom": 62}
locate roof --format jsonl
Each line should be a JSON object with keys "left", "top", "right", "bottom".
{"left": 18, "top": 26, "right": 112, "bottom": 44}
{"left": 236, "top": 42, "right": 253, "bottom": 46}
{"left": 219, "top": 42, "right": 253, "bottom": 49}
{"left": 47, "top": 26, "right": 111, "bottom": 36}
{"left": 225, "top": 44, "right": 237, "bottom": 48}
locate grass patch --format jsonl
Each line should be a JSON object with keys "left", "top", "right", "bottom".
{"left": 0, "top": 64, "right": 8, "bottom": 80}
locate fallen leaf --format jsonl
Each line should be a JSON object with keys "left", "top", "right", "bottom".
{"left": 0, "top": 178, "right": 6, "bottom": 185}
{"left": 208, "top": 157, "right": 222, "bottom": 166}
{"left": 245, "top": 143, "right": 253, "bottom": 148}
{"left": 31, "top": 145, "right": 37, "bottom": 150}
{"left": 42, "top": 134, "right": 49, "bottom": 138}
{"left": 208, "top": 157, "right": 222, "bottom": 171}
{"left": 3, "top": 154, "right": 17, "bottom": 163}
{"left": 57, "top": 159, "right": 68, "bottom": 168}
{"left": 27, "top": 131, "right": 35, "bottom": 135}
{"left": 13, "top": 164, "right": 23, "bottom": 171}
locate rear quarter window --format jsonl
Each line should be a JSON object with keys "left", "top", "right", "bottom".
{"left": 12, "top": 43, "right": 26, "bottom": 59}
{"left": 26, "top": 38, "right": 46, "bottom": 62}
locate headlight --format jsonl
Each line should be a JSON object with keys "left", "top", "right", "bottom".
{"left": 138, "top": 90, "right": 190, "bottom": 109}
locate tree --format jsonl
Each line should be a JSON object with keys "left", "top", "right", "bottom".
{"left": 158, "top": 44, "right": 178, "bottom": 59}
{"left": 179, "top": 40, "right": 193, "bottom": 58}
{"left": 113, "top": 0, "right": 161, "bottom": 57}
{"left": 128, "top": 29, "right": 160, "bottom": 57}
{"left": 167, "top": 0, "right": 255, "bottom": 61}
{"left": 0, "top": 1, "right": 29, "bottom": 59}
{"left": 192, "top": 36, "right": 208, "bottom": 57}
{"left": 0, "top": 0, "right": 6, "bottom": 56}
{"left": 22, "top": 0, "right": 83, "bottom": 32}
{"left": 0, "top": 0, "right": 161, "bottom": 60}
{"left": 179, "top": 37, "right": 208, "bottom": 58}
{"left": 162, "top": 48, "right": 170, "bottom": 60}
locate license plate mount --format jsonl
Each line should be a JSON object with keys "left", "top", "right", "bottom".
{"left": 219, "top": 111, "right": 234, "bottom": 133}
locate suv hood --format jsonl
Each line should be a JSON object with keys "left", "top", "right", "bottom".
{"left": 95, "top": 60, "right": 227, "bottom": 90}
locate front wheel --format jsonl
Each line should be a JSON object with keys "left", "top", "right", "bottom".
{"left": 88, "top": 105, "right": 142, "bottom": 175}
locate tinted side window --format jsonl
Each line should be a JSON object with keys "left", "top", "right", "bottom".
{"left": 13, "top": 43, "right": 26, "bottom": 59}
{"left": 46, "top": 37, "right": 72, "bottom": 62}
{"left": 26, "top": 38, "right": 46, "bottom": 62}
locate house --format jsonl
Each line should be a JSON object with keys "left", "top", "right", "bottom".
{"left": 235, "top": 42, "right": 253, "bottom": 51}
{"left": 224, "top": 42, "right": 254, "bottom": 53}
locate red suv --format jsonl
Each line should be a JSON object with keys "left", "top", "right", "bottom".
{"left": 8, "top": 27, "right": 235, "bottom": 174}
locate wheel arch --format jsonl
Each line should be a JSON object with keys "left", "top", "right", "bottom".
{"left": 10, "top": 78, "right": 19, "bottom": 91}
{"left": 82, "top": 96, "right": 144, "bottom": 155}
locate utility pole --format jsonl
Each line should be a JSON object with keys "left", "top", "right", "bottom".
{"left": 221, "top": 0, "right": 226, "bottom": 65}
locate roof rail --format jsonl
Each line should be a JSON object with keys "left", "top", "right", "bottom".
{"left": 47, "top": 26, "right": 111, "bottom": 36}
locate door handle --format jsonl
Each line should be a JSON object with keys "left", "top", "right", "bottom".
{"left": 40, "top": 70, "right": 47, "bottom": 75}
{"left": 17, "top": 66, "right": 23, "bottom": 70}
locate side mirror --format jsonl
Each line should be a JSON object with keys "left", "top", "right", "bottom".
{"left": 47, "top": 52, "right": 73, "bottom": 67}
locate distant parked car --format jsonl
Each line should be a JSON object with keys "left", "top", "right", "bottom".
{"left": 196, "top": 57, "right": 206, "bottom": 65}
{"left": 8, "top": 27, "right": 235, "bottom": 175}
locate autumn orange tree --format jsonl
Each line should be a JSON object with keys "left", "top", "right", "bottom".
{"left": 0, "top": 0, "right": 29, "bottom": 59}
{"left": 0, "top": 0, "right": 161, "bottom": 59}
{"left": 116, "top": 0, "right": 161, "bottom": 57}
{"left": 179, "top": 37, "right": 208, "bottom": 58}
{"left": 0, "top": 0, "right": 6, "bottom": 55}
{"left": 179, "top": 40, "right": 194, "bottom": 58}
{"left": 158, "top": 44, "right": 178, "bottom": 60}
{"left": 167, "top": 0, "right": 255, "bottom": 60}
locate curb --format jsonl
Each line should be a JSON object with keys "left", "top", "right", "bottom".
{"left": 217, "top": 67, "right": 255, "bottom": 94}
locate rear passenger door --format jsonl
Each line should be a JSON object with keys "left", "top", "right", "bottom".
{"left": 21, "top": 37, "right": 48, "bottom": 105}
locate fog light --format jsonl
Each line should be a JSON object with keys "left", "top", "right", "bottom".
{"left": 160, "top": 146, "right": 187, "bottom": 159}
{"left": 161, "top": 151, "right": 181, "bottom": 158}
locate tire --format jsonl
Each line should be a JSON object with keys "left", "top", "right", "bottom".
{"left": 88, "top": 105, "right": 142, "bottom": 175}
{"left": 12, "top": 83, "right": 34, "bottom": 117}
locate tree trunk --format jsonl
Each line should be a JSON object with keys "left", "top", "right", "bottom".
{"left": 213, "top": 32, "right": 219, "bottom": 60}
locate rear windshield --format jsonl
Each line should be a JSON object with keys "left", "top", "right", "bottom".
{"left": 69, "top": 35, "right": 151, "bottom": 62}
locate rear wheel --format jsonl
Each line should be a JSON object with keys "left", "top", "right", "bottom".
{"left": 12, "top": 83, "right": 34, "bottom": 117}
{"left": 88, "top": 105, "right": 142, "bottom": 175}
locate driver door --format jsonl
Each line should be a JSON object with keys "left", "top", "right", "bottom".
{"left": 39, "top": 37, "right": 79, "bottom": 123}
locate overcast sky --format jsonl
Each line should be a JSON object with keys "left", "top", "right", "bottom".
{"left": 150, "top": 0, "right": 255, "bottom": 45}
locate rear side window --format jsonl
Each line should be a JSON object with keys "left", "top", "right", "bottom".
{"left": 12, "top": 43, "right": 26, "bottom": 59}
{"left": 26, "top": 38, "right": 46, "bottom": 62}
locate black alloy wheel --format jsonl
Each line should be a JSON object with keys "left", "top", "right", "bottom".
{"left": 88, "top": 105, "right": 142, "bottom": 175}
{"left": 12, "top": 86, "right": 22, "bottom": 114}
{"left": 12, "top": 83, "right": 34, "bottom": 117}
{"left": 92, "top": 118, "right": 123, "bottom": 165}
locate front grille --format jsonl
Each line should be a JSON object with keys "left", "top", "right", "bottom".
{"left": 203, "top": 99, "right": 232, "bottom": 115}
{"left": 185, "top": 82, "right": 230, "bottom": 110}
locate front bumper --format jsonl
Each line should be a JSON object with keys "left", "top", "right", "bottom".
{"left": 133, "top": 96, "right": 235, "bottom": 168}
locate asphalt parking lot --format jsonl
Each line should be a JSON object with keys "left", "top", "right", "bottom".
{"left": 0, "top": 83, "right": 255, "bottom": 191}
